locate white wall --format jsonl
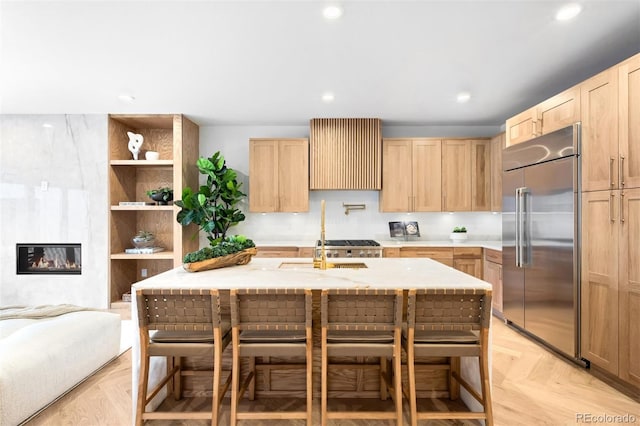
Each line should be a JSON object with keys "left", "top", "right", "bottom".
{"left": 0, "top": 115, "right": 108, "bottom": 308}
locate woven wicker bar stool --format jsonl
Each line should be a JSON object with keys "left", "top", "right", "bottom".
{"left": 135, "top": 288, "right": 231, "bottom": 426}
{"left": 229, "top": 288, "right": 313, "bottom": 426}
{"left": 321, "top": 288, "right": 404, "bottom": 426}
{"left": 403, "top": 288, "right": 493, "bottom": 426}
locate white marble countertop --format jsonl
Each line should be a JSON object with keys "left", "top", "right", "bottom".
{"left": 254, "top": 240, "right": 502, "bottom": 252}
{"left": 132, "top": 257, "right": 491, "bottom": 291}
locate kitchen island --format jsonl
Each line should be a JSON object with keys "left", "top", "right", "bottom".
{"left": 131, "top": 257, "right": 492, "bottom": 419}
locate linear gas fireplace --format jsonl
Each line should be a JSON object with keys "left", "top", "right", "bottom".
{"left": 16, "top": 244, "right": 82, "bottom": 275}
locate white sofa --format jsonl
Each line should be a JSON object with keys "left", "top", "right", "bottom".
{"left": 0, "top": 309, "right": 121, "bottom": 425}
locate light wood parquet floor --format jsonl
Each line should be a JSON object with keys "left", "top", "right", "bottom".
{"left": 25, "top": 319, "right": 640, "bottom": 426}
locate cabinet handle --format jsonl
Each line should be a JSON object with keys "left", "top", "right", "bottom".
{"left": 620, "top": 192, "right": 625, "bottom": 223}
{"left": 610, "top": 157, "right": 615, "bottom": 188}
{"left": 413, "top": 196, "right": 416, "bottom": 211}
{"left": 620, "top": 155, "right": 625, "bottom": 188}
{"left": 531, "top": 120, "right": 537, "bottom": 138}
{"left": 610, "top": 193, "right": 615, "bottom": 223}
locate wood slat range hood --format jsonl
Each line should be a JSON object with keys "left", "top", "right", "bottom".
{"left": 309, "top": 118, "right": 382, "bottom": 190}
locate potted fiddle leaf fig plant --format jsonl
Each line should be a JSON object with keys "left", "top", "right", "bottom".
{"left": 175, "top": 151, "right": 256, "bottom": 272}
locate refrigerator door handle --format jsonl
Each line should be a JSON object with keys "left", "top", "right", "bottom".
{"left": 515, "top": 187, "right": 529, "bottom": 268}
{"left": 515, "top": 187, "right": 521, "bottom": 267}
{"left": 521, "top": 188, "right": 531, "bottom": 267}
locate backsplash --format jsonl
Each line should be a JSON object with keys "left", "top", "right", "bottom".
{"left": 234, "top": 191, "right": 501, "bottom": 244}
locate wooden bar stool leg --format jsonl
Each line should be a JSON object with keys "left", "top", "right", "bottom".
{"left": 321, "top": 327, "right": 328, "bottom": 426}
{"left": 136, "top": 331, "right": 150, "bottom": 426}
{"left": 380, "top": 357, "right": 388, "bottom": 400}
{"left": 393, "top": 344, "right": 403, "bottom": 426}
{"left": 449, "top": 356, "right": 460, "bottom": 400}
{"left": 407, "top": 341, "right": 417, "bottom": 426}
{"left": 306, "top": 335, "right": 313, "bottom": 426}
{"left": 480, "top": 329, "right": 494, "bottom": 426}
{"left": 230, "top": 339, "right": 240, "bottom": 426}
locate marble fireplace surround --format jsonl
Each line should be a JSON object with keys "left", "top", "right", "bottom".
{"left": 0, "top": 115, "right": 108, "bottom": 308}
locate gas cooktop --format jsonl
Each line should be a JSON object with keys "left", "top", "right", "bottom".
{"left": 316, "top": 240, "right": 381, "bottom": 247}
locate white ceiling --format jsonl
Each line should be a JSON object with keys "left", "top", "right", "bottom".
{"left": 1, "top": 0, "right": 639, "bottom": 128}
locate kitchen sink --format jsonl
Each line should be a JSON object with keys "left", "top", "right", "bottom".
{"left": 278, "top": 262, "right": 367, "bottom": 269}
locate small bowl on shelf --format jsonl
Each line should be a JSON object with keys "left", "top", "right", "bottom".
{"left": 132, "top": 232, "right": 156, "bottom": 248}
{"left": 145, "top": 151, "right": 160, "bottom": 161}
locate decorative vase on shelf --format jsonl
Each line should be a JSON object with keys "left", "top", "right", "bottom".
{"left": 132, "top": 231, "right": 155, "bottom": 248}
{"left": 450, "top": 226, "right": 468, "bottom": 242}
{"left": 127, "top": 132, "right": 144, "bottom": 160}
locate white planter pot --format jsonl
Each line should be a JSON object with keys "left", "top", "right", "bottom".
{"left": 450, "top": 232, "right": 468, "bottom": 242}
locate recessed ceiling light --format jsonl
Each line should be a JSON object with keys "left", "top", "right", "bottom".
{"left": 42, "top": 123, "right": 53, "bottom": 128}
{"left": 322, "top": 92, "right": 335, "bottom": 103}
{"left": 323, "top": 5, "right": 343, "bottom": 20}
{"left": 118, "top": 94, "right": 135, "bottom": 103}
{"left": 556, "top": 3, "right": 582, "bottom": 21}
{"left": 456, "top": 92, "right": 471, "bottom": 103}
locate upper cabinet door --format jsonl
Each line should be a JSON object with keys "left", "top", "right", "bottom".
{"left": 413, "top": 139, "right": 442, "bottom": 212}
{"left": 505, "top": 107, "right": 537, "bottom": 147}
{"left": 581, "top": 68, "right": 619, "bottom": 192}
{"left": 380, "top": 139, "right": 414, "bottom": 212}
{"left": 538, "top": 85, "right": 581, "bottom": 135}
{"left": 505, "top": 85, "right": 580, "bottom": 147}
{"left": 249, "top": 138, "right": 309, "bottom": 213}
{"left": 249, "top": 139, "right": 280, "bottom": 213}
{"left": 442, "top": 140, "right": 472, "bottom": 211}
{"left": 619, "top": 53, "right": 640, "bottom": 190}
{"left": 471, "top": 140, "right": 491, "bottom": 211}
{"left": 278, "top": 139, "right": 309, "bottom": 212}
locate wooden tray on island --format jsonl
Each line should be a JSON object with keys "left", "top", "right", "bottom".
{"left": 183, "top": 247, "right": 258, "bottom": 273}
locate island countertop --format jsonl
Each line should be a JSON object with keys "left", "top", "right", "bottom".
{"left": 132, "top": 257, "right": 492, "bottom": 291}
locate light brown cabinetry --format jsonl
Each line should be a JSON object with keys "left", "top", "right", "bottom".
{"left": 581, "top": 188, "right": 640, "bottom": 386}
{"left": 580, "top": 52, "right": 640, "bottom": 392}
{"left": 382, "top": 247, "right": 400, "bottom": 258}
{"left": 380, "top": 138, "right": 442, "bottom": 212}
{"left": 490, "top": 133, "right": 504, "bottom": 211}
{"left": 399, "top": 247, "right": 454, "bottom": 266}
{"left": 581, "top": 67, "right": 619, "bottom": 192}
{"left": 108, "top": 114, "right": 199, "bottom": 307}
{"left": 537, "top": 85, "right": 581, "bottom": 135}
{"left": 483, "top": 249, "right": 503, "bottom": 314}
{"left": 396, "top": 246, "right": 483, "bottom": 279}
{"left": 618, "top": 53, "right": 640, "bottom": 190}
{"left": 249, "top": 138, "right": 309, "bottom": 212}
{"left": 442, "top": 139, "right": 491, "bottom": 211}
{"left": 255, "top": 246, "right": 300, "bottom": 258}
{"left": 505, "top": 107, "right": 538, "bottom": 147}
{"left": 298, "top": 247, "right": 315, "bottom": 258}
{"left": 619, "top": 188, "right": 640, "bottom": 388}
{"left": 453, "top": 247, "right": 482, "bottom": 280}
{"left": 505, "top": 85, "right": 580, "bottom": 147}
{"left": 471, "top": 140, "right": 491, "bottom": 211}
{"left": 442, "top": 140, "right": 472, "bottom": 211}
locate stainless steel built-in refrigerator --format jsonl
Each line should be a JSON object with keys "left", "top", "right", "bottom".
{"left": 502, "top": 123, "right": 581, "bottom": 362}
